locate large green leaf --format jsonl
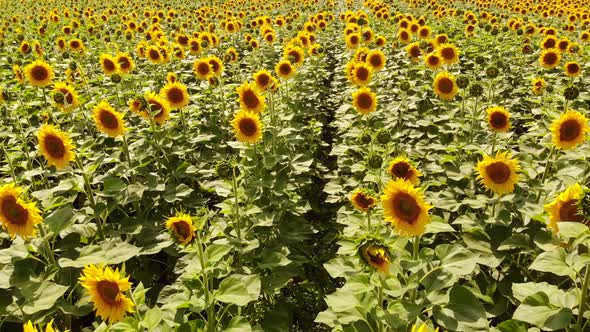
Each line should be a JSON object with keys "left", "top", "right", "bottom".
{"left": 58, "top": 240, "right": 141, "bottom": 268}
{"left": 21, "top": 281, "right": 69, "bottom": 315}
{"left": 529, "top": 248, "right": 576, "bottom": 280}
{"left": 433, "top": 285, "right": 488, "bottom": 331}
{"left": 215, "top": 274, "right": 261, "bottom": 306}
{"left": 513, "top": 292, "right": 573, "bottom": 331}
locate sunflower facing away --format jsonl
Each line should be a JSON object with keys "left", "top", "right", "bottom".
{"left": 160, "top": 81, "right": 189, "bottom": 109}
{"left": 486, "top": 106, "right": 511, "bottom": 132}
{"left": 544, "top": 183, "right": 586, "bottom": 233}
{"left": 476, "top": 151, "right": 520, "bottom": 195}
{"left": 0, "top": 184, "right": 42, "bottom": 239}
{"left": 387, "top": 157, "right": 422, "bottom": 185}
{"left": 550, "top": 110, "right": 589, "bottom": 150}
{"left": 24, "top": 60, "right": 54, "bottom": 87}
{"left": 381, "top": 179, "right": 432, "bottom": 237}
{"left": 92, "top": 101, "right": 126, "bottom": 137}
{"left": 351, "top": 189, "right": 377, "bottom": 212}
{"left": 237, "top": 82, "right": 266, "bottom": 113}
{"left": 165, "top": 212, "right": 197, "bottom": 245}
{"left": 433, "top": 71, "right": 458, "bottom": 101}
{"left": 52, "top": 82, "right": 79, "bottom": 112}
{"left": 351, "top": 87, "right": 377, "bottom": 114}
{"left": 79, "top": 264, "right": 135, "bottom": 323}
{"left": 360, "top": 244, "right": 390, "bottom": 274}
{"left": 232, "top": 110, "right": 264, "bottom": 144}
{"left": 37, "top": 124, "right": 75, "bottom": 169}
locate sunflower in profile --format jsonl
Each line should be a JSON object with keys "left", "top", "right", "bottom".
{"left": 539, "top": 48, "right": 561, "bottom": 69}
{"left": 116, "top": 53, "right": 135, "bottom": 74}
{"left": 159, "top": 81, "right": 189, "bottom": 109}
{"left": 476, "top": 151, "right": 520, "bottom": 195}
{"left": 0, "top": 184, "right": 42, "bottom": 239}
{"left": 550, "top": 110, "right": 589, "bottom": 150}
{"left": 145, "top": 92, "right": 171, "bottom": 125}
{"left": 351, "top": 189, "right": 377, "bottom": 212}
{"left": 424, "top": 52, "right": 442, "bottom": 70}
{"left": 275, "top": 60, "right": 295, "bottom": 79}
{"left": 226, "top": 47, "right": 238, "bottom": 63}
{"left": 351, "top": 87, "right": 377, "bottom": 114}
{"left": 351, "top": 62, "right": 372, "bottom": 86}
{"left": 544, "top": 183, "right": 586, "bottom": 233}
{"left": 360, "top": 244, "right": 390, "bottom": 274}
{"left": 237, "top": 82, "right": 266, "bottom": 113}
{"left": 24, "top": 60, "right": 54, "bottom": 87}
{"left": 165, "top": 212, "right": 197, "bottom": 245}
{"left": 564, "top": 61, "right": 582, "bottom": 77}
{"left": 532, "top": 77, "right": 546, "bottom": 95}
{"left": 486, "top": 106, "right": 511, "bottom": 132}
{"left": 79, "top": 264, "right": 135, "bottom": 323}
{"left": 437, "top": 43, "right": 460, "bottom": 65}
{"left": 52, "top": 82, "right": 79, "bottom": 112}
{"left": 193, "top": 58, "right": 213, "bottom": 80}
{"left": 99, "top": 54, "right": 118, "bottom": 75}
{"left": 365, "top": 49, "right": 386, "bottom": 72}
{"left": 381, "top": 179, "right": 432, "bottom": 237}
{"left": 387, "top": 157, "right": 422, "bottom": 185}
{"left": 37, "top": 124, "right": 75, "bottom": 169}
{"left": 253, "top": 70, "right": 273, "bottom": 91}
{"left": 232, "top": 110, "right": 264, "bottom": 143}
{"left": 433, "top": 71, "right": 458, "bottom": 101}
{"left": 92, "top": 101, "right": 126, "bottom": 137}
{"left": 13, "top": 65, "right": 24, "bottom": 84}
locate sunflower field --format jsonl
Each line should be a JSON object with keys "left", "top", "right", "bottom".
{"left": 1, "top": 0, "right": 590, "bottom": 331}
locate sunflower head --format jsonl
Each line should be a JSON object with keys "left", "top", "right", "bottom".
{"left": 24, "top": 60, "right": 54, "bottom": 87}
{"left": 275, "top": 60, "right": 295, "bottom": 79}
{"left": 381, "top": 179, "right": 432, "bottom": 237}
{"left": 79, "top": 264, "right": 135, "bottom": 323}
{"left": 360, "top": 243, "right": 391, "bottom": 274}
{"left": 99, "top": 54, "right": 118, "bottom": 75}
{"left": 365, "top": 49, "right": 386, "bottom": 72}
{"left": 351, "top": 62, "right": 372, "bottom": 86}
{"left": 387, "top": 157, "right": 422, "bottom": 185}
{"left": 544, "top": 183, "right": 586, "bottom": 233}
{"left": 351, "top": 87, "right": 377, "bottom": 114}
{"left": 159, "top": 81, "right": 189, "bottom": 109}
{"left": 92, "top": 101, "right": 126, "bottom": 137}
{"left": 145, "top": 92, "right": 171, "bottom": 125}
{"left": 476, "top": 151, "right": 520, "bottom": 195}
{"left": 350, "top": 189, "right": 377, "bottom": 212}
{"left": 253, "top": 70, "right": 273, "bottom": 91}
{"left": 550, "top": 110, "right": 589, "bottom": 150}
{"left": 207, "top": 55, "right": 224, "bottom": 76}
{"left": 237, "top": 82, "right": 266, "bottom": 113}
{"left": 486, "top": 106, "right": 511, "bottom": 132}
{"left": 433, "top": 71, "right": 458, "bottom": 101}
{"left": 424, "top": 52, "right": 442, "bottom": 70}
{"left": 193, "top": 58, "right": 213, "bottom": 80}
{"left": 437, "top": 43, "right": 460, "bottom": 65}
{"left": 0, "top": 183, "right": 43, "bottom": 239}
{"left": 564, "top": 61, "right": 582, "bottom": 77}
{"left": 37, "top": 124, "right": 75, "bottom": 169}
{"left": 116, "top": 53, "right": 135, "bottom": 74}
{"left": 231, "top": 110, "right": 264, "bottom": 144}
{"left": 52, "top": 82, "right": 79, "bottom": 112}
{"left": 532, "top": 77, "right": 546, "bottom": 95}
{"left": 165, "top": 213, "right": 197, "bottom": 245}
{"left": 539, "top": 48, "right": 561, "bottom": 69}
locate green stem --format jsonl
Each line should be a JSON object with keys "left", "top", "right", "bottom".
{"left": 38, "top": 224, "right": 56, "bottom": 266}
{"left": 75, "top": 156, "right": 104, "bottom": 240}
{"left": 377, "top": 282, "right": 384, "bottom": 332}
{"left": 2, "top": 146, "right": 18, "bottom": 185}
{"left": 232, "top": 165, "right": 242, "bottom": 269}
{"left": 367, "top": 209, "right": 371, "bottom": 231}
{"left": 410, "top": 235, "right": 421, "bottom": 302}
{"left": 469, "top": 97, "right": 479, "bottom": 143}
{"left": 577, "top": 264, "right": 590, "bottom": 331}
{"left": 122, "top": 134, "right": 133, "bottom": 172}
{"left": 537, "top": 147, "right": 556, "bottom": 203}
{"left": 127, "top": 289, "right": 143, "bottom": 323}
{"left": 490, "top": 131, "right": 497, "bottom": 155}
{"left": 196, "top": 231, "right": 216, "bottom": 331}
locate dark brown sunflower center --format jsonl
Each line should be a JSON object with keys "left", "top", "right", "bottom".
{"left": 71, "top": 41, "right": 80, "bottom": 48}
{"left": 242, "top": 90, "right": 259, "bottom": 109}
{"left": 544, "top": 52, "right": 558, "bottom": 65}
{"left": 289, "top": 51, "right": 301, "bottom": 63}
{"left": 420, "top": 29, "right": 429, "bottom": 37}
{"left": 437, "top": 36, "right": 447, "bottom": 44}
{"left": 357, "top": 93, "right": 373, "bottom": 109}
{"left": 209, "top": 61, "right": 220, "bottom": 72}
{"left": 118, "top": 57, "right": 131, "bottom": 69}
{"left": 197, "top": 63, "right": 210, "bottom": 75}
{"left": 558, "top": 41, "right": 569, "bottom": 50}
{"left": 350, "top": 35, "right": 359, "bottom": 44}
{"left": 437, "top": 77, "right": 454, "bottom": 94}
{"left": 486, "top": 162, "right": 511, "bottom": 184}
{"left": 400, "top": 31, "right": 409, "bottom": 40}
{"left": 59, "top": 88, "right": 74, "bottom": 104}
{"left": 490, "top": 112, "right": 507, "bottom": 128}
{"left": 31, "top": 66, "right": 49, "bottom": 81}
{"left": 166, "top": 87, "right": 185, "bottom": 104}
{"left": 1, "top": 197, "right": 28, "bottom": 225}
{"left": 409, "top": 46, "right": 421, "bottom": 58}
{"left": 544, "top": 40, "right": 556, "bottom": 48}
{"left": 238, "top": 118, "right": 258, "bottom": 137}
{"left": 148, "top": 49, "right": 160, "bottom": 60}
{"left": 356, "top": 67, "right": 369, "bottom": 81}
{"left": 99, "top": 110, "right": 119, "bottom": 129}
{"left": 560, "top": 119, "right": 581, "bottom": 142}
{"left": 280, "top": 64, "right": 292, "bottom": 75}
{"left": 369, "top": 55, "right": 382, "bottom": 68}
{"left": 559, "top": 199, "right": 583, "bottom": 222}
{"left": 172, "top": 220, "right": 191, "bottom": 240}
{"left": 441, "top": 48, "right": 455, "bottom": 59}
{"left": 428, "top": 56, "right": 440, "bottom": 65}
{"left": 392, "top": 192, "right": 420, "bottom": 224}
{"left": 354, "top": 193, "right": 374, "bottom": 209}
{"left": 44, "top": 134, "right": 66, "bottom": 158}
{"left": 257, "top": 75, "right": 270, "bottom": 88}
{"left": 391, "top": 162, "right": 411, "bottom": 179}
{"left": 97, "top": 280, "right": 120, "bottom": 305}
{"left": 368, "top": 251, "right": 385, "bottom": 265}
{"left": 103, "top": 59, "right": 116, "bottom": 72}
{"left": 567, "top": 63, "right": 580, "bottom": 74}
{"left": 59, "top": 40, "right": 66, "bottom": 48}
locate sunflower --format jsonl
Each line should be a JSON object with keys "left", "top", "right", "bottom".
{"left": 411, "top": 323, "right": 440, "bottom": 332}
{"left": 13, "top": 65, "right": 24, "bottom": 84}
{"left": 24, "top": 60, "right": 54, "bottom": 87}
{"left": 433, "top": 71, "right": 458, "bottom": 101}
{"left": 207, "top": 55, "right": 224, "bottom": 77}
{"left": 564, "top": 61, "right": 582, "bottom": 77}
{"left": 145, "top": 92, "right": 171, "bottom": 125}
{"left": 146, "top": 45, "right": 163, "bottom": 64}
{"left": 237, "top": 82, "right": 266, "bottom": 113}
{"left": 397, "top": 28, "right": 412, "bottom": 43}
{"left": 351, "top": 87, "right": 377, "bottom": 114}
{"left": 351, "top": 62, "right": 372, "bottom": 86}
{"left": 193, "top": 58, "right": 213, "bottom": 80}
{"left": 360, "top": 244, "right": 390, "bottom": 274}
{"left": 550, "top": 110, "right": 589, "bottom": 150}
{"left": 406, "top": 42, "right": 422, "bottom": 60}
{"left": 345, "top": 32, "right": 361, "bottom": 49}
{"left": 544, "top": 183, "right": 586, "bottom": 233}
{"left": 116, "top": 53, "right": 135, "bottom": 74}
{"left": 165, "top": 213, "right": 197, "bottom": 245}
{"left": 365, "top": 49, "right": 386, "bottom": 72}
{"left": 159, "top": 81, "right": 189, "bottom": 109}
{"left": 381, "top": 179, "right": 432, "bottom": 237}
{"left": 486, "top": 106, "right": 511, "bottom": 132}
{"left": 532, "top": 77, "right": 546, "bottom": 95}
{"left": 539, "top": 48, "right": 561, "bottom": 69}
{"left": 253, "top": 70, "right": 273, "bottom": 91}
{"left": 541, "top": 35, "right": 557, "bottom": 49}
{"left": 69, "top": 38, "right": 84, "bottom": 53}
{"left": 232, "top": 110, "right": 263, "bottom": 143}
{"left": 226, "top": 47, "right": 238, "bottom": 63}
{"left": 284, "top": 46, "right": 305, "bottom": 66}
{"left": 166, "top": 72, "right": 177, "bottom": 83}
{"left": 387, "top": 157, "right": 422, "bottom": 185}
{"left": 424, "top": 52, "right": 442, "bottom": 70}
{"left": 476, "top": 151, "right": 520, "bottom": 195}
{"left": 37, "top": 124, "right": 75, "bottom": 169}
{"left": 92, "top": 101, "right": 126, "bottom": 137}
{"left": 98, "top": 54, "right": 117, "bottom": 75}
{"left": 351, "top": 189, "right": 377, "bottom": 212}
{"left": 23, "top": 320, "right": 57, "bottom": 332}
{"left": 52, "top": 82, "right": 79, "bottom": 112}
{"left": 79, "top": 264, "right": 135, "bottom": 323}
{"left": 437, "top": 43, "right": 460, "bottom": 65}
{"left": 0, "top": 184, "right": 42, "bottom": 239}
{"left": 275, "top": 60, "right": 295, "bottom": 79}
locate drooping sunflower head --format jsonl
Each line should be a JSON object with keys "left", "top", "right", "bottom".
{"left": 231, "top": 110, "right": 264, "bottom": 144}
{"left": 531, "top": 77, "right": 546, "bottom": 95}
{"left": 165, "top": 212, "right": 197, "bottom": 245}
{"left": 78, "top": 264, "right": 135, "bottom": 323}
{"left": 24, "top": 60, "right": 54, "bottom": 87}
{"left": 539, "top": 48, "right": 561, "bottom": 69}
{"left": 365, "top": 49, "right": 386, "bottom": 72}
{"left": 237, "top": 82, "right": 266, "bottom": 113}
{"left": 543, "top": 183, "right": 586, "bottom": 233}
{"left": 159, "top": 81, "right": 189, "bottom": 109}
{"left": 37, "top": 124, "right": 75, "bottom": 169}
{"left": 437, "top": 43, "right": 460, "bottom": 65}
{"left": 433, "top": 71, "right": 458, "bottom": 101}
{"left": 253, "top": 70, "right": 273, "bottom": 91}
{"left": 275, "top": 60, "right": 295, "bottom": 79}
{"left": 193, "top": 58, "right": 213, "bottom": 80}
{"left": 564, "top": 61, "right": 582, "bottom": 77}
{"left": 476, "top": 151, "right": 520, "bottom": 195}
{"left": 350, "top": 189, "right": 377, "bottom": 212}
{"left": 116, "top": 53, "right": 135, "bottom": 74}
{"left": 99, "top": 54, "right": 118, "bottom": 75}
{"left": 92, "top": 101, "right": 126, "bottom": 137}
{"left": 351, "top": 62, "right": 372, "bottom": 86}
{"left": 359, "top": 243, "right": 391, "bottom": 274}
{"left": 550, "top": 110, "right": 589, "bottom": 150}
{"left": 486, "top": 106, "right": 511, "bottom": 132}
{"left": 144, "top": 91, "right": 171, "bottom": 125}
{"left": 381, "top": 179, "right": 432, "bottom": 237}
{"left": 387, "top": 157, "right": 422, "bottom": 185}
{"left": 0, "top": 183, "right": 42, "bottom": 239}
{"left": 52, "top": 82, "right": 79, "bottom": 112}
{"left": 351, "top": 87, "right": 377, "bottom": 114}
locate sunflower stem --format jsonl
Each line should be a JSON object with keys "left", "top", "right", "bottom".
{"left": 127, "top": 288, "right": 143, "bottom": 323}
{"left": 232, "top": 165, "right": 242, "bottom": 270}
{"left": 121, "top": 134, "right": 133, "bottom": 179}
{"left": 490, "top": 132, "right": 497, "bottom": 155}
{"left": 469, "top": 97, "right": 479, "bottom": 143}
{"left": 75, "top": 156, "right": 104, "bottom": 240}
{"left": 410, "top": 236, "right": 421, "bottom": 302}
{"left": 537, "top": 147, "right": 556, "bottom": 203}
{"left": 367, "top": 209, "right": 371, "bottom": 231}
{"left": 577, "top": 264, "right": 590, "bottom": 331}
{"left": 377, "top": 281, "right": 384, "bottom": 332}
{"left": 196, "top": 230, "right": 216, "bottom": 331}
{"left": 2, "top": 146, "right": 18, "bottom": 185}
{"left": 38, "top": 223, "right": 56, "bottom": 266}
